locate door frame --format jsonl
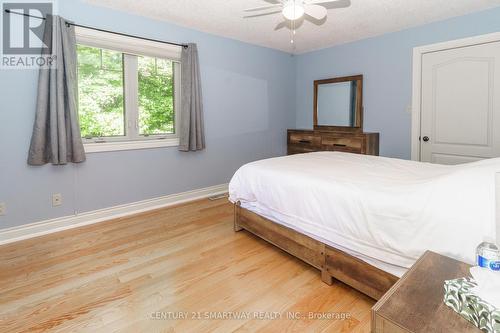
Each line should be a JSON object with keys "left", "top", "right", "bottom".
{"left": 411, "top": 31, "right": 500, "bottom": 161}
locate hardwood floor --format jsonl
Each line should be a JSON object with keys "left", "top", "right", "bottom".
{"left": 0, "top": 199, "right": 374, "bottom": 333}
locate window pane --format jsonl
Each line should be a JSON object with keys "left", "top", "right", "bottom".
{"left": 138, "top": 56, "right": 175, "bottom": 135}
{"left": 77, "top": 45, "right": 125, "bottom": 138}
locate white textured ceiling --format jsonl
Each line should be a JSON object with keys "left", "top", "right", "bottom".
{"left": 84, "top": 0, "right": 500, "bottom": 54}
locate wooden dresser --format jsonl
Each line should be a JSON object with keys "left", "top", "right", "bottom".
{"left": 287, "top": 129, "right": 379, "bottom": 156}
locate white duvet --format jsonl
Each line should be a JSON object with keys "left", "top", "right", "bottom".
{"left": 229, "top": 152, "right": 499, "bottom": 276}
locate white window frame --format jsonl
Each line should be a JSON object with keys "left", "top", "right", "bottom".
{"left": 75, "top": 27, "right": 182, "bottom": 153}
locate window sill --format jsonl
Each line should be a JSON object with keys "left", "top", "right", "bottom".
{"left": 84, "top": 138, "right": 180, "bottom": 153}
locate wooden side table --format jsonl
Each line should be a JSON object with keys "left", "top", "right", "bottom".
{"left": 372, "top": 251, "right": 481, "bottom": 333}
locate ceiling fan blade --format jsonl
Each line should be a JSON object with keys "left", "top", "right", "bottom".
{"left": 244, "top": 4, "right": 282, "bottom": 12}
{"left": 274, "top": 21, "right": 288, "bottom": 31}
{"left": 274, "top": 17, "right": 305, "bottom": 31}
{"left": 304, "top": 4, "right": 327, "bottom": 20}
{"left": 304, "top": 13, "right": 327, "bottom": 26}
{"left": 306, "top": 0, "right": 339, "bottom": 4}
{"left": 244, "top": 10, "right": 282, "bottom": 18}
{"left": 306, "top": 0, "right": 350, "bottom": 9}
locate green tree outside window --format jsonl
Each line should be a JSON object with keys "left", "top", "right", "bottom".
{"left": 77, "top": 45, "right": 175, "bottom": 139}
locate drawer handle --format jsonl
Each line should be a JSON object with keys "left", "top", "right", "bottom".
{"left": 299, "top": 139, "right": 311, "bottom": 144}
{"left": 333, "top": 144, "right": 347, "bottom": 147}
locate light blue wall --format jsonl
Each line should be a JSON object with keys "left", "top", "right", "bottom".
{"left": 0, "top": 0, "right": 295, "bottom": 228}
{"left": 295, "top": 7, "right": 500, "bottom": 159}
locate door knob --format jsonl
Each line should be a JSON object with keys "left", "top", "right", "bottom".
{"left": 422, "top": 136, "right": 430, "bottom": 142}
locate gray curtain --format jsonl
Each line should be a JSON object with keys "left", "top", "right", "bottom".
{"left": 28, "top": 15, "right": 86, "bottom": 165}
{"left": 179, "top": 43, "right": 205, "bottom": 152}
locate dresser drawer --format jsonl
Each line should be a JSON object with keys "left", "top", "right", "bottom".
{"left": 287, "top": 144, "right": 318, "bottom": 155}
{"left": 321, "top": 136, "right": 363, "bottom": 152}
{"left": 321, "top": 136, "right": 363, "bottom": 148}
{"left": 288, "top": 132, "right": 321, "bottom": 146}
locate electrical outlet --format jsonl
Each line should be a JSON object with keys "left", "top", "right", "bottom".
{"left": 52, "top": 193, "right": 62, "bottom": 207}
{"left": 0, "top": 202, "right": 5, "bottom": 216}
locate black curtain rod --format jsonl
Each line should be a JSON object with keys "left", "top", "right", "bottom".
{"left": 4, "top": 9, "right": 188, "bottom": 49}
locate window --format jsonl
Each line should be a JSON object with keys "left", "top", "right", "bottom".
{"left": 78, "top": 46, "right": 125, "bottom": 138}
{"left": 75, "top": 27, "right": 181, "bottom": 152}
{"left": 137, "top": 56, "right": 175, "bottom": 136}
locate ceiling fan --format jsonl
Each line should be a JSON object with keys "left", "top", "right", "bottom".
{"left": 244, "top": 0, "right": 350, "bottom": 44}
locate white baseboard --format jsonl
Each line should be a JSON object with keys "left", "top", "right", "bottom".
{"left": 0, "top": 183, "right": 229, "bottom": 246}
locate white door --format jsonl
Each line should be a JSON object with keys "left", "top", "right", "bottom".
{"left": 420, "top": 41, "right": 500, "bottom": 164}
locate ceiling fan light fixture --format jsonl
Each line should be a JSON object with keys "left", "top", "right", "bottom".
{"left": 282, "top": 1, "right": 305, "bottom": 20}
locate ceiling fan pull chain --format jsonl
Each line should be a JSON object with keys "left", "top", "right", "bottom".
{"left": 292, "top": 0, "right": 296, "bottom": 44}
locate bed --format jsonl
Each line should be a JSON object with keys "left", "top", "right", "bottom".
{"left": 229, "top": 152, "right": 499, "bottom": 299}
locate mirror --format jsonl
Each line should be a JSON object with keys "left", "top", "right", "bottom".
{"left": 314, "top": 75, "right": 363, "bottom": 131}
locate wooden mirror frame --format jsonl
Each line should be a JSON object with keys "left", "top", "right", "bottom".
{"left": 313, "top": 74, "right": 363, "bottom": 132}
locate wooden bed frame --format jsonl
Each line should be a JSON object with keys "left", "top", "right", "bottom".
{"left": 234, "top": 202, "right": 399, "bottom": 300}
